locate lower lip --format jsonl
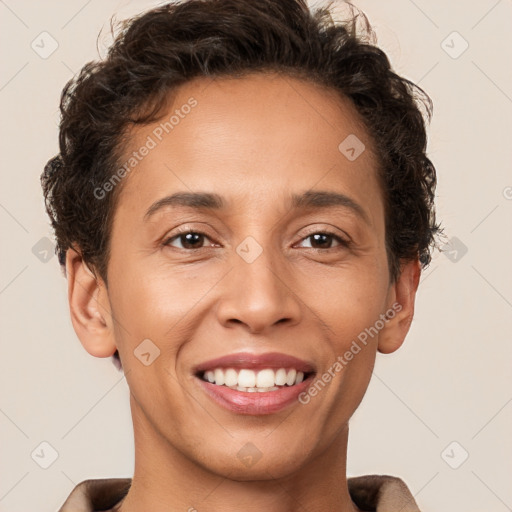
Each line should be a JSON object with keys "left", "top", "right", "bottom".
{"left": 196, "top": 376, "right": 313, "bottom": 415}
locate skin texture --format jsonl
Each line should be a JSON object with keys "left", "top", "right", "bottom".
{"left": 66, "top": 72, "right": 420, "bottom": 512}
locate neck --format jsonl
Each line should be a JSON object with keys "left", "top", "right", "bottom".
{"left": 116, "top": 395, "right": 361, "bottom": 512}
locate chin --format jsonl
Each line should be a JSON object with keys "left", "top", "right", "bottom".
{"left": 192, "top": 437, "right": 314, "bottom": 481}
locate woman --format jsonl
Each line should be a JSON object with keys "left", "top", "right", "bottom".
{"left": 42, "top": 0, "right": 439, "bottom": 510}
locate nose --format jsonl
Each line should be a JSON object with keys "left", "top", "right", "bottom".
{"left": 215, "top": 247, "right": 302, "bottom": 335}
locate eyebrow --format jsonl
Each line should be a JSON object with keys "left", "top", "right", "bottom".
{"left": 290, "top": 190, "right": 370, "bottom": 225}
{"left": 143, "top": 190, "right": 369, "bottom": 225}
{"left": 144, "top": 192, "right": 225, "bottom": 221}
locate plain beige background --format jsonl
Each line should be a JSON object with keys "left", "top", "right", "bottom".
{"left": 1, "top": 1, "right": 511, "bottom": 510}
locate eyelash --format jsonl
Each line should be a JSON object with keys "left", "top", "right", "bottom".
{"left": 162, "top": 228, "right": 350, "bottom": 251}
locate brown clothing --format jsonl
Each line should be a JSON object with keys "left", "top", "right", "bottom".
{"left": 58, "top": 474, "right": 421, "bottom": 511}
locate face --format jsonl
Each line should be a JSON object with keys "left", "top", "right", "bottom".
{"left": 91, "top": 73, "right": 404, "bottom": 479}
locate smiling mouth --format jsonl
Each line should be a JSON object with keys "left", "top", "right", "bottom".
{"left": 193, "top": 351, "right": 317, "bottom": 414}
{"left": 197, "top": 367, "right": 315, "bottom": 393}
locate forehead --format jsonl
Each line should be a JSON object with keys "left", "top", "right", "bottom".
{"left": 115, "top": 72, "right": 382, "bottom": 225}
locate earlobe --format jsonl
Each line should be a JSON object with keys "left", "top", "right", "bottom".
{"left": 66, "top": 248, "right": 117, "bottom": 358}
{"left": 377, "top": 259, "right": 421, "bottom": 354}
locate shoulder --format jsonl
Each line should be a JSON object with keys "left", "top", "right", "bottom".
{"left": 348, "top": 474, "right": 422, "bottom": 511}
{"left": 58, "top": 478, "right": 131, "bottom": 512}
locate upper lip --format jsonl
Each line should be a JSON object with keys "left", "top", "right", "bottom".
{"left": 194, "top": 351, "right": 316, "bottom": 374}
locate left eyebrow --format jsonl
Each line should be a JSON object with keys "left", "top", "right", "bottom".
{"left": 290, "top": 190, "right": 370, "bottom": 226}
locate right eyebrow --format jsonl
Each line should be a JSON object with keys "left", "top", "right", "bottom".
{"left": 143, "top": 192, "right": 225, "bottom": 221}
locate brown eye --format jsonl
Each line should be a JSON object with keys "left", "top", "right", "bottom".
{"left": 298, "top": 232, "right": 348, "bottom": 250}
{"left": 164, "top": 231, "right": 211, "bottom": 250}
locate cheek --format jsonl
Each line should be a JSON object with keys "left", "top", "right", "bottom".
{"left": 307, "top": 261, "right": 389, "bottom": 346}
{"left": 107, "top": 262, "right": 196, "bottom": 426}
{"left": 108, "top": 256, "right": 207, "bottom": 340}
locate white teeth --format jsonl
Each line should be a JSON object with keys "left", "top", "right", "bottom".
{"left": 224, "top": 368, "right": 238, "bottom": 387}
{"left": 214, "top": 368, "right": 225, "bottom": 386}
{"left": 286, "top": 369, "right": 297, "bottom": 386}
{"left": 233, "top": 385, "right": 280, "bottom": 392}
{"left": 238, "top": 369, "right": 256, "bottom": 388}
{"left": 275, "top": 368, "right": 287, "bottom": 386}
{"left": 256, "top": 369, "right": 275, "bottom": 388}
{"left": 202, "top": 367, "right": 308, "bottom": 390}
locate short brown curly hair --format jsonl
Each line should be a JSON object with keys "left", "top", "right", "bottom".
{"left": 42, "top": 0, "right": 440, "bottom": 289}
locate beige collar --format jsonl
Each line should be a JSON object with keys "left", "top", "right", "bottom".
{"left": 59, "top": 474, "right": 421, "bottom": 511}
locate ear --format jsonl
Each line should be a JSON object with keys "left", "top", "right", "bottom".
{"left": 378, "top": 258, "right": 421, "bottom": 354}
{"left": 65, "top": 247, "right": 117, "bottom": 358}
